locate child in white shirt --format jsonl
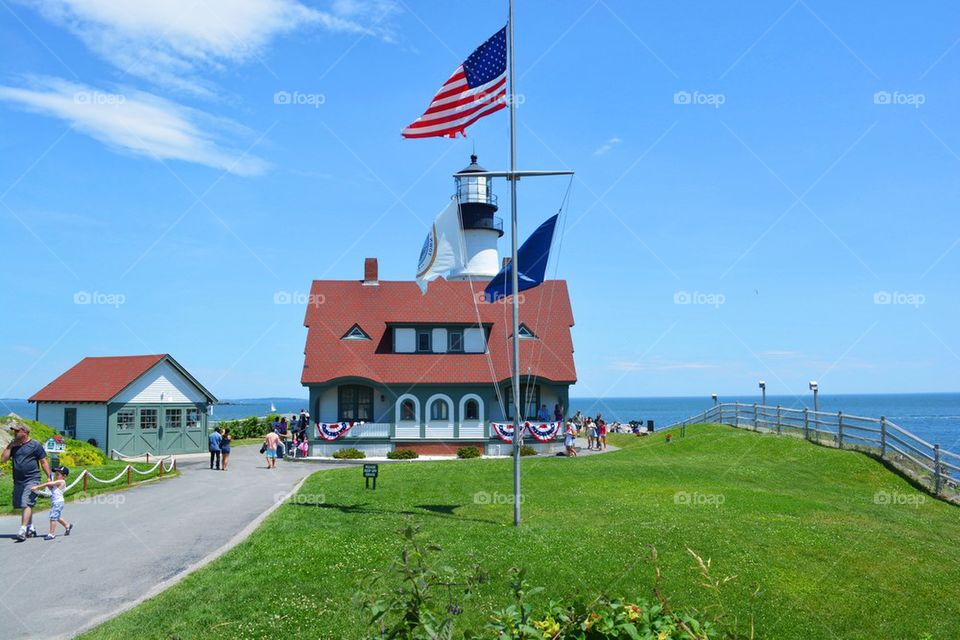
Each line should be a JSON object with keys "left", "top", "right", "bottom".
{"left": 30, "top": 466, "right": 73, "bottom": 540}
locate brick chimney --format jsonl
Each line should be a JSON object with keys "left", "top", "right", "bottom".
{"left": 363, "top": 257, "right": 378, "bottom": 285}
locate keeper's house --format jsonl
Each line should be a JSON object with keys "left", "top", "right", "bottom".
{"left": 28, "top": 354, "right": 217, "bottom": 456}
{"left": 300, "top": 156, "right": 577, "bottom": 457}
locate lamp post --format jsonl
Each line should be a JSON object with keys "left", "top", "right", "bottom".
{"left": 711, "top": 393, "right": 718, "bottom": 406}
{"left": 809, "top": 381, "right": 819, "bottom": 414}
{"left": 758, "top": 381, "right": 766, "bottom": 406}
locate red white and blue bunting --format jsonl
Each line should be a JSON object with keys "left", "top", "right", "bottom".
{"left": 490, "top": 421, "right": 561, "bottom": 443}
{"left": 315, "top": 421, "right": 360, "bottom": 441}
{"left": 491, "top": 422, "right": 516, "bottom": 443}
{"left": 524, "top": 421, "right": 562, "bottom": 442}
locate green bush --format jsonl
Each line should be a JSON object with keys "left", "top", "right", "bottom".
{"left": 387, "top": 448, "right": 419, "bottom": 460}
{"left": 332, "top": 447, "right": 365, "bottom": 459}
{"left": 456, "top": 446, "right": 482, "bottom": 459}
{"left": 519, "top": 445, "right": 537, "bottom": 457}
{"left": 0, "top": 417, "right": 105, "bottom": 470}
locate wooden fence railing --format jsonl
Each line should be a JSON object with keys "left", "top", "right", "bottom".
{"left": 665, "top": 403, "right": 959, "bottom": 501}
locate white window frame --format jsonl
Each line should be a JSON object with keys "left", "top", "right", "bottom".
{"left": 395, "top": 393, "right": 421, "bottom": 425}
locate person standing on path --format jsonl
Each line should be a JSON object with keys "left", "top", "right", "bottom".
{"left": 220, "top": 429, "right": 232, "bottom": 471}
{"left": 563, "top": 420, "right": 577, "bottom": 457}
{"left": 2, "top": 423, "right": 52, "bottom": 542}
{"left": 264, "top": 430, "right": 280, "bottom": 469}
{"left": 208, "top": 427, "right": 222, "bottom": 471}
{"left": 30, "top": 466, "right": 73, "bottom": 540}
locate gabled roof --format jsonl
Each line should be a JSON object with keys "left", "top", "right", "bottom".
{"left": 29, "top": 354, "right": 218, "bottom": 404}
{"left": 301, "top": 278, "right": 576, "bottom": 386}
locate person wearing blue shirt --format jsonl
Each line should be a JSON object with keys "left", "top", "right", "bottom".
{"left": 536, "top": 404, "right": 550, "bottom": 421}
{"left": 208, "top": 427, "right": 222, "bottom": 471}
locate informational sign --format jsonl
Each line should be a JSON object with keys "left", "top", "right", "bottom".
{"left": 363, "top": 463, "right": 379, "bottom": 490}
{"left": 44, "top": 437, "right": 66, "bottom": 454}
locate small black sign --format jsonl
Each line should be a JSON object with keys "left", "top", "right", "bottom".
{"left": 363, "top": 464, "right": 379, "bottom": 478}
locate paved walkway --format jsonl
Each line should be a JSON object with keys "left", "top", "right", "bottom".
{"left": 0, "top": 446, "right": 333, "bottom": 640}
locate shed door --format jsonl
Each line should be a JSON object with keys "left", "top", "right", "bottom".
{"left": 135, "top": 407, "right": 160, "bottom": 453}
{"left": 159, "top": 408, "right": 184, "bottom": 454}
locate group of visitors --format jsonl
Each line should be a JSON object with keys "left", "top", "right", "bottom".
{"left": 207, "top": 427, "right": 232, "bottom": 471}
{"left": 262, "top": 410, "right": 311, "bottom": 468}
{"left": 559, "top": 411, "right": 610, "bottom": 455}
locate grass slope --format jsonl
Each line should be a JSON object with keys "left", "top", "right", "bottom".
{"left": 83, "top": 425, "right": 960, "bottom": 639}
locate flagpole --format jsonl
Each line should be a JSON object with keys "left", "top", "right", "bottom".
{"left": 507, "top": 0, "right": 522, "bottom": 528}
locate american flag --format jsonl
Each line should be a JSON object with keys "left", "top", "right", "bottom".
{"left": 402, "top": 26, "right": 508, "bottom": 139}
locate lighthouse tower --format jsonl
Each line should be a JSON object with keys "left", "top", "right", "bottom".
{"left": 448, "top": 154, "right": 504, "bottom": 280}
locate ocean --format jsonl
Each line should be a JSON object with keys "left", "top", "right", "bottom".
{"left": 4, "top": 393, "right": 958, "bottom": 451}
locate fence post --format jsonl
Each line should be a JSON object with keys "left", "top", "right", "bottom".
{"left": 776, "top": 405, "right": 782, "bottom": 435}
{"left": 803, "top": 408, "right": 809, "bottom": 440}
{"left": 701, "top": 410, "right": 707, "bottom": 425}
{"left": 753, "top": 403, "right": 759, "bottom": 430}
{"left": 145, "top": 452, "right": 150, "bottom": 464}
{"left": 173, "top": 457, "right": 178, "bottom": 472}
{"left": 127, "top": 466, "right": 132, "bottom": 486}
{"left": 880, "top": 416, "right": 887, "bottom": 458}
{"left": 934, "top": 444, "right": 942, "bottom": 495}
{"left": 837, "top": 411, "right": 844, "bottom": 449}
{"left": 82, "top": 471, "right": 88, "bottom": 493}
{"left": 159, "top": 460, "right": 164, "bottom": 478}
{"left": 734, "top": 403, "right": 740, "bottom": 427}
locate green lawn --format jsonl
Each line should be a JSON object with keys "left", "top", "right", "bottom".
{"left": 82, "top": 425, "right": 960, "bottom": 639}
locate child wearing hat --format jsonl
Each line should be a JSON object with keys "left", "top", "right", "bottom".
{"left": 30, "top": 466, "right": 73, "bottom": 540}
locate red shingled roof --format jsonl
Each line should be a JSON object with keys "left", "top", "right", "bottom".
{"left": 301, "top": 278, "right": 576, "bottom": 386}
{"left": 29, "top": 355, "right": 168, "bottom": 403}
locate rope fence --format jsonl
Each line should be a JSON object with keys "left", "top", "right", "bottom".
{"left": 665, "top": 402, "right": 960, "bottom": 503}
{"left": 62, "top": 455, "right": 177, "bottom": 495}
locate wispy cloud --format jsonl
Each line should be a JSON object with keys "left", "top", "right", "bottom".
{"left": 761, "top": 350, "right": 804, "bottom": 358}
{"left": 19, "top": 0, "right": 400, "bottom": 95}
{"left": 0, "top": 76, "right": 269, "bottom": 175}
{"left": 611, "top": 358, "right": 719, "bottom": 372}
{"left": 593, "top": 136, "right": 622, "bottom": 156}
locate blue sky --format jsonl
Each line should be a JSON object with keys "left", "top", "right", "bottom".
{"left": 1, "top": 0, "right": 958, "bottom": 401}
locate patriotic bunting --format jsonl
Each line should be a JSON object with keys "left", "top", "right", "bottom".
{"left": 315, "top": 421, "right": 360, "bottom": 441}
{"left": 524, "top": 421, "right": 562, "bottom": 442}
{"left": 491, "top": 422, "right": 516, "bottom": 443}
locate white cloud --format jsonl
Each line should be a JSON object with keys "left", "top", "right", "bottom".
{"left": 611, "top": 359, "right": 719, "bottom": 372}
{"left": 20, "top": 0, "right": 399, "bottom": 95}
{"left": 593, "top": 136, "right": 622, "bottom": 156}
{"left": 0, "top": 76, "right": 268, "bottom": 175}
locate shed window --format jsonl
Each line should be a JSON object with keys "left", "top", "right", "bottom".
{"left": 400, "top": 399, "right": 416, "bottom": 421}
{"left": 464, "top": 399, "right": 479, "bottom": 420}
{"left": 165, "top": 408, "right": 182, "bottom": 430}
{"left": 185, "top": 408, "right": 200, "bottom": 429}
{"left": 339, "top": 385, "right": 373, "bottom": 422}
{"left": 140, "top": 408, "right": 158, "bottom": 430}
{"left": 63, "top": 408, "right": 77, "bottom": 439}
{"left": 117, "top": 410, "right": 135, "bottom": 431}
{"left": 429, "top": 400, "right": 449, "bottom": 421}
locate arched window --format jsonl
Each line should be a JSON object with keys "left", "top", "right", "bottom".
{"left": 464, "top": 399, "right": 479, "bottom": 420}
{"left": 395, "top": 394, "right": 420, "bottom": 425}
{"left": 430, "top": 399, "right": 449, "bottom": 421}
{"left": 401, "top": 399, "right": 416, "bottom": 421}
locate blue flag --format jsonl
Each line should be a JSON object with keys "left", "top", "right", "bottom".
{"left": 484, "top": 214, "right": 558, "bottom": 303}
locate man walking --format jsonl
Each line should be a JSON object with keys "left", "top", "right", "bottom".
{"left": 208, "top": 427, "right": 222, "bottom": 471}
{"left": 2, "top": 423, "right": 52, "bottom": 542}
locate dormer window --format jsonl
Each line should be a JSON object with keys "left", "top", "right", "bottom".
{"left": 517, "top": 324, "right": 537, "bottom": 340}
{"left": 342, "top": 324, "right": 371, "bottom": 341}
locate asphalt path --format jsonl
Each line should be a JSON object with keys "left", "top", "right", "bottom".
{"left": 0, "top": 445, "right": 333, "bottom": 639}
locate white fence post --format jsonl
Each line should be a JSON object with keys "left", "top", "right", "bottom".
{"left": 753, "top": 402, "right": 759, "bottom": 430}
{"left": 776, "top": 405, "right": 782, "bottom": 435}
{"left": 734, "top": 403, "right": 740, "bottom": 427}
{"left": 837, "top": 411, "right": 844, "bottom": 448}
{"left": 803, "top": 408, "right": 809, "bottom": 440}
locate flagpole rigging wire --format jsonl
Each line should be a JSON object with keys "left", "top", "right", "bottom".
{"left": 508, "top": 0, "right": 523, "bottom": 528}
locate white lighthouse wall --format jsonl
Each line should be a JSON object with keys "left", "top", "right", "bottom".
{"left": 450, "top": 230, "right": 499, "bottom": 280}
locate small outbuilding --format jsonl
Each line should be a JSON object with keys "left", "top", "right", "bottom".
{"left": 28, "top": 354, "right": 217, "bottom": 456}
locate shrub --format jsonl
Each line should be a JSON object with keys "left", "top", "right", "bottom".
{"left": 456, "top": 446, "right": 482, "bottom": 459}
{"left": 519, "top": 445, "right": 537, "bottom": 456}
{"left": 387, "top": 448, "right": 419, "bottom": 460}
{"left": 333, "top": 447, "right": 365, "bottom": 459}
{"left": 0, "top": 417, "right": 105, "bottom": 469}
